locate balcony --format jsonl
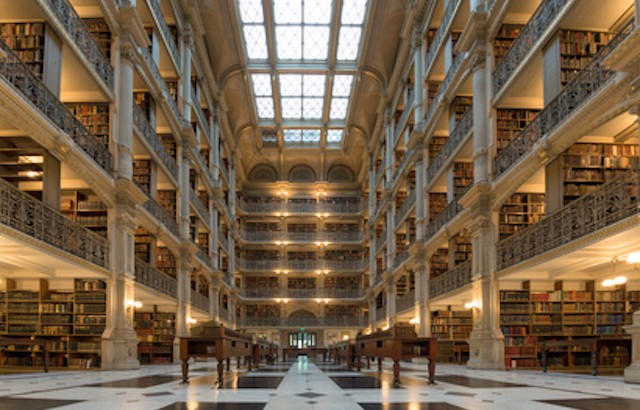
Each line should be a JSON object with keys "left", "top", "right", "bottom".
{"left": 239, "top": 230, "right": 364, "bottom": 243}
{"left": 375, "top": 163, "right": 385, "bottom": 185}
{"left": 393, "top": 251, "right": 410, "bottom": 269}
{"left": 422, "top": 52, "right": 465, "bottom": 128}
{"left": 493, "top": 21, "right": 633, "bottom": 178}
{"left": 142, "top": 197, "right": 179, "bottom": 238}
{"left": 0, "top": 178, "right": 109, "bottom": 269}
{"left": 240, "top": 288, "right": 364, "bottom": 299}
{"left": 376, "top": 306, "right": 386, "bottom": 322}
{"left": 393, "top": 91, "right": 414, "bottom": 145}
{"left": 396, "top": 290, "right": 415, "bottom": 312}
{"left": 374, "top": 234, "right": 386, "bottom": 253}
{"left": 146, "top": 0, "right": 179, "bottom": 67}
{"left": 492, "top": 0, "right": 572, "bottom": 97}
{"left": 429, "top": 260, "right": 472, "bottom": 299}
{"left": 392, "top": 151, "right": 413, "bottom": 186}
{"left": 134, "top": 258, "right": 177, "bottom": 298}
{"left": 395, "top": 188, "right": 416, "bottom": 225}
{"left": 190, "top": 188, "right": 210, "bottom": 223}
{"left": 239, "top": 199, "right": 364, "bottom": 214}
{"left": 239, "top": 316, "right": 365, "bottom": 328}
{"left": 196, "top": 246, "right": 213, "bottom": 270}
{"left": 132, "top": 103, "right": 179, "bottom": 181}
{"left": 236, "top": 258, "right": 366, "bottom": 272}
{"left": 0, "top": 41, "right": 113, "bottom": 174}
{"left": 38, "top": 0, "right": 113, "bottom": 90}
{"left": 426, "top": 108, "right": 474, "bottom": 183}
{"left": 191, "top": 291, "right": 210, "bottom": 313}
{"left": 425, "top": 185, "right": 472, "bottom": 240}
{"left": 137, "top": 47, "right": 182, "bottom": 128}
{"left": 192, "top": 88, "right": 210, "bottom": 137}
{"left": 424, "top": 0, "right": 461, "bottom": 77}
{"left": 497, "top": 171, "right": 639, "bottom": 272}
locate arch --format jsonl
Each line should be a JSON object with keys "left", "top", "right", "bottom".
{"left": 249, "top": 163, "right": 278, "bottom": 182}
{"left": 327, "top": 164, "right": 355, "bottom": 182}
{"left": 288, "top": 164, "right": 316, "bottom": 182}
{"left": 288, "top": 309, "right": 317, "bottom": 319}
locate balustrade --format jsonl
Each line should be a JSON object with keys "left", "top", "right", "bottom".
{"left": 424, "top": 0, "right": 461, "bottom": 77}
{"left": 134, "top": 258, "right": 177, "bottom": 298}
{"left": 146, "top": 0, "right": 179, "bottom": 65}
{"left": 393, "top": 91, "right": 414, "bottom": 144}
{"left": 425, "top": 184, "right": 472, "bottom": 240}
{"left": 426, "top": 108, "right": 473, "bottom": 182}
{"left": 190, "top": 188, "right": 210, "bottom": 223}
{"left": 429, "top": 260, "right": 472, "bottom": 299}
{"left": 132, "top": 103, "right": 179, "bottom": 180}
{"left": 393, "top": 251, "right": 410, "bottom": 269}
{"left": 142, "top": 198, "right": 180, "bottom": 238}
{"left": 396, "top": 290, "right": 415, "bottom": 312}
{"left": 422, "top": 52, "right": 464, "bottom": 127}
{"left": 191, "top": 291, "right": 210, "bottom": 313}
{"left": 395, "top": 188, "right": 416, "bottom": 225}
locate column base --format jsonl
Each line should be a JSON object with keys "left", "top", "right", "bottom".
{"left": 625, "top": 364, "right": 640, "bottom": 383}
{"left": 466, "top": 329, "right": 505, "bottom": 370}
{"left": 101, "top": 327, "right": 140, "bottom": 370}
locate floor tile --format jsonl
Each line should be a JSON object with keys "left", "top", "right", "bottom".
{"left": 157, "top": 403, "right": 266, "bottom": 410}
{"left": 436, "top": 375, "right": 527, "bottom": 388}
{"left": 86, "top": 375, "right": 182, "bottom": 388}
{"left": 0, "top": 397, "right": 82, "bottom": 410}
{"left": 220, "top": 376, "right": 284, "bottom": 389}
{"left": 540, "top": 398, "right": 640, "bottom": 410}
{"left": 330, "top": 376, "right": 383, "bottom": 389}
{"left": 359, "top": 404, "right": 465, "bottom": 410}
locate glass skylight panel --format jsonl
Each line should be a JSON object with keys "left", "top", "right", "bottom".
{"left": 256, "top": 97, "right": 275, "bottom": 118}
{"left": 303, "top": 26, "right": 329, "bottom": 59}
{"left": 341, "top": 0, "right": 367, "bottom": 24}
{"left": 273, "top": 0, "right": 302, "bottom": 23}
{"left": 251, "top": 73, "right": 272, "bottom": 96}
{"left": 239, "top": 0, "right": 264, "bottom": 23}
{"left": 243, "top": 25, "right": 268, "bottom": 59}
{"left": 336, "top": 26, "right": 362, "bottom": 60}
{"left": 332, "top": 74, "right": 353, "bottom": 96}
{"left": 304, "top": 0, "right": 331, "bottom": 24}
{"left": 302, "top": 74, "right": 326, "bottom": 96}
{"left": 330, "top": 97, "right": 349, "bottom": 119}
{"left": 282, "top": 97, "right": 302, "bottom": 118}
{"left": 283, "top": 129, "right": 303, "bottom": 142}
{"left": 327, "top": 129, "right": 343, "bottom": 143}
{"left": 302, "top": 97, "right": 323, "bottom": 119}
{"left": 302, "top": 129, "right": 321, "bottom": 143}
{"left": 280, "top": 74, "right": 303, "bottom": 96}
{"left": 276, "top": 26, "right": 303, "bottom": 59}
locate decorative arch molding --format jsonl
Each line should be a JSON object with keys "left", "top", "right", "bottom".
{"left": 327, "top": 164, "right": 355, "bottom": 182}
{"left": 288, "top": 309, "right": 317, "bottom": 319}
{"left": 288, "top": 164, "right": 316, "bottom": 182}
{"left": 248, "top": 163, "right": 278, "bottom": 182}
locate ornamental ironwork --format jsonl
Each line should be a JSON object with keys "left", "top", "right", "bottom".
{"left": 134, "top": 258, "right": 177, "bottom": 298}
{"left": 132, "top": 102, "right": 179, "bottom": 180}
{"left": 426, "top": 108, "right": 473, "bottom": 182}
{"left": 429, "top": 260, "right": 472, "bottom": 298}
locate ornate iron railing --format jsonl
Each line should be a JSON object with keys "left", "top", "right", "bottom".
{"left": 142, "top": 197, "right": 179, "bottom": 238}
{"left": 196, "top": 246, "right": 213, "bottom": 270}
{"left": 375, "top": 162, "right": 385, "bottom": 184}
{"left": 493, "top": 0, "right": 571, "bottom": 95}
{"left": 0, "top": 41, "right": 112, "bottom": 173}
{"left": 422, "top": 52, "right": 464, "bottom": 125}
{"left": 497, "top": 171, "right": 639, "bottom": 271}
{"left": 427, "top": 108, "right": 473, "bottom": 182}
{"left": 191, "top": 291, "right": 210, "bottom": 313}
{"left": 146, "top": 0, "right": 179, "bottom": 65}
{"left": 192, "top": 88, "right": 210, "bottom": 137}
{"left": 238, "top": 316, "right": 365, "bottom": 328}
{"left": 190, "top": 188, "right": 210, "bottom": 223}
{"left": 132, "top": 102, "right": 179, "bottom": 180}
{"left": 325, "top": 259, "right": 367, "bottom": 271}
{"left": 396, "top": 290, "right": 415, "bottom": 312}
{"left": 240, "top": 230, "right": 363, "bottom": 243}
{"left": 0, "top": 178, "right": 109, "bottom": 269}
{"left": 40, "top": 0, "right": 113, "bottom": 89}
{"left": 395, "top": 188, "right": 416, "bottom": 225}
{"left": 138, "top": 46, "right": 181, "bottom": 124}
{"left": 392, "top": 151, "right": 413, "bottom": 186}
{"left": 424, "top": 0, "right": 461, "bottom": 77}
{"left": 394, "top": 91, "right": 414, "bottom": 144}
{"left": 240, "top": 288, "right": 364, "bottom": 299}
{"left": 425, "top": 183, "right": 472, "bottom": 240}
{"left": 236, "top": 258, "right": 366, "bottom": 272}
{"left": 429, "top": 260, "right": 472, "bottom": 298}
{"left": 375, "top": 234, "right": 386, "bottom": 253}
{"left": 134, "top": 258, "right": 177, "bottom": 298}
{"left": 376, "top": 307, "right": 386, "bottom": 321}
{"left": 393, "top": 251, "right": 410, "bottom": 268}
{"left": 324, "top": 231, "right": 364, "bottom": 242}
{"left": 493, "top": 21, "right": 634, "bottom": 178}
{"left": 219, "top": 162, "right": 230, "bottom": 184}
{"left": 219, "top": 233, "right": 229, "bottom": 252}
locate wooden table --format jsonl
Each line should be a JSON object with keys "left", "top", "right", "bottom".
{"left": 253, "top": 339, "right": 278, "bottom": 368}
{"left": 282, "top": 346, "right": 328, "bottom": 361}
{"left": 540, "top": 338, "right": 599, "bottom": 375}
{"left": 356, "top": 324, "right": 437, "bottom": 386}
{"left": 332, "top": 340, "right": 357, "bottom": 369}
{"left": 180, "top": 324, "right": 253, "bottom": 385}
{"left": 0, "top": 337, "right": 49, "bottom": 372}
{"left": 452, "top": 342, "right": 469, "bottom": 365}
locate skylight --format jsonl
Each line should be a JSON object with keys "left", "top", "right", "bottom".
{"left": 237, "top": 0, "right": 370, "bottom": 146}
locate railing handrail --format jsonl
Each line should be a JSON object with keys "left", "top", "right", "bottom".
{"left": 395, "top": 188, "right": 416, "bottom": 225}
{"left": 240, "top": 288, "right": 364, "bottom": 299}
{"left": 134, "top": 257, "right": 177, "bottom": 298}
{"left": 191, "top": 291, "right": 210, "bottom": 313}
{"left": 0, "top": 177, "right": 109, "bottom": 269}
{"left": 424, "top": 0, "right": 461, "bottom": 78}
{"left": 238, "top": 316, "right": 366, "bottom": 328}
{"left": 146, "top": 0, "right": 180, "bottom": 66}
{"left": 190, "top": 188, "right": 211, "bottom": 223}
{"left": 142, "top": 197, "right": 180, "bottom": 238}
{"left": 236, "top": 258, "right": 366, "bottom": 271}
{"left": 138, "top": 46, "right": 182, "bottom": 126}
{"left": 422, "top": 52, "right": 465, "bottom": 127}
{"left": 429, "top": 260, "right": 473, "bottom": 299}
{"left": 427, "top": 108, "right": 474, "bottom": 182}
{"left": 396, "top": 290, "right": 415, "bottom": 312}
{"left": 239, "top": 230, "right": 364, "bottom": 242}
{"left": 424, "top": 183, "right": 473, "bottom": 240}
{"left": 132, "top": 102, "right": 179, "bottom": 180}
{"left": 394, "top": 91, "right": 415, "bottom": 144}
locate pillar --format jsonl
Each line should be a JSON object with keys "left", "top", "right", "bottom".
{"left": 386, "top": 279, "right": 396, "bottom": 326}
{"left": 101, "top": 43, "right": 140, "bottom": 370}
{"left": 211, "top": 281, "right": 220, "bottom": 322}
{"left": 42, "top": 151, "right": 61, "bottom": 210}
{"left": 414, "top": 257, "right": 431, "bottom": 337}
{"left": 181, "top": 25, "right": 193, "bottom": 123}
{"left": 369, "top": 297, "right": 377, "bottom": 330}
{"left": 212, "top": 106, "right": 221, "bottom": 181}
{"left": 414, "top": 146, "right": 426, "bottom": 240}
{"left": 412, "top": 27, "right": 424, "bottom": 122}
{"left": 624, "top": 311, "right": 640, "bottom": 383}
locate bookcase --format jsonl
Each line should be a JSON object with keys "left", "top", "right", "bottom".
{"left": 494, "top": 24, "right": 523, "bottom": 66}
{"left": 495, "top": 109, "right": 540, "bottom": 153}
{"left": 160, "top": 135, "right": 177, "bottom": 160}
{"left": 135, "top": 310, "right": 175, "bottom": 364}
{"left": 453, "top": 162, "right": 473, "bottom": 196}
{"left": 288, "top": 278, "right": 316, "bottom": 289}
{"left": 428, "top": 193, "right": 447, "bottom": 220}
{"left": 450, "top": 31, "right": 461, "bottom": 59}
{"left": 245, "top": 277, "right": 279, "bottom": 289}
{"left": 498, "top": 193, "right": 545, "bottom": 241}
{"left": 133, "top": 159, "right": 152, "bottom": 193}
{"left": 134, "top": 91, "right": 152, "bottom": 119}
{"left": 426, "top": 82, "right": 440, "bottom": 110}
{"left": 431, "top": 308, "right": 472, "bottom": 363}
{"left": 83, "top": 18, "right": 111, "bottom": 59}
{"left": 0, "top": 22, "right": 46, "bottom": 77}
{"left": 562, "top": 143, "right": 639, "bottom": 204}
{"left": 451, "top": 231, "right": 471, "bottom": 265}
{"left": 287, "top": 223, "right": 316, "bottom": 233}
{"left": 288, "top": 251, "right": 317, "bottom": 261}
{"left": 450, "top": 96, "right": 472, "bottom": 124}
{"left": 60, "top": 190, "right": 109, "bottom": 238}
{"left": 135, "top": 228, "right": 154, "bottom": 262}
{"left": 66, "top": 103, "right": 110, "bottom": 149}
{"left": 429, "top": 249, "right": 448, "bottom": 278}
{"left": 156, "top": 247, "right": 177, "bottom": 278}
{"left": 245, "top": 304, "right": 280, "bottom": 318}
{"left": 559, "top": 30, "right": 612, "bottom": 86}
{"left": 165, "top": 78, "right": 178, "bottom": 103}
{"left": 157, "top": 190, "right": 177, "bottom": 218}
{"left": 429, "top": 136, "right": 448, "bottom": 161}
{"left": 324, "top": 276, "right": 360, "bottom": 290}
{"left": 325, "top": 305, "right": 358, "bottom": 317}
{"left": 0, "top": 291, "right": 5, "bottom": 332}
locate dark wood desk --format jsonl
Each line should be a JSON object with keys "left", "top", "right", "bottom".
{"left": 540, "top": 338, "right": 598, "bottom": 375}
{"left": 356, "top": 324, "right": 437, "bottom": 386}
{"left": 452, "top": 342, "right": 469, "bottom": 365}
{"left": 282, "top": 346, "right": 328, "bottom": 361}
{"left": 332, "top": 340, "right": 357, "bottom": 369}
{"left": 0, "top": 337, "right": 49, "bottom": 372}
{"left": 180, "top": 324, "right": 253, "bottom": 385}
{"left": 253, "top": 339, "right": 278, "bottom": 368}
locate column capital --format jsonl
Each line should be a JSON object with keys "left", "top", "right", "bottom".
{"left": 183, "top": 24, "right": 195, "bottom": 50}
{"left": 411, "top": 24, "right": 423, "bottom": 52}
{"left": 120, "top": 40, "right": 137, "bottom": 61}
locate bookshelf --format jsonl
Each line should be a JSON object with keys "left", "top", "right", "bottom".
{"left": 498, "top": 193, "right": 545, "bottom": 241}
{"left": 157, "top": 190, "right": 177, "bottom": 219}
{"left": 245, "top": 277, "right": 279, "bottom": 289}
{"left": 450, "top": 96, "right": 472, "bottom": 124}
{"left": 562, "top": 143, "right": 639, "bottom": 204}
{"left": 245, "top": 304, "right": 280, "bottom": 318}
{"left": 135, "top": 228, "right": 154, "bottom": 262}
{"left": 429, "top": 249, "right": 448, "bottom": 278}
{"left": 500, "top": 288, "right": 536, "bottom": 368}
{"left": 160, "top": 134, "right": 177, "bottom": 160}
{"left": 496, "top": 109, "right": 540, "bottom": 153}
{"left": 325, "top": 305, "right": 358, "bottom": 317}
{"left": 429, "top": 136, "right": 448, "bottom": 161}
{"left": 133, "top": 159, "right": 152, "bottom": 193}
{"left": 83, "top": 18, "right": 111, "bottom": 60}
{"left": 426, "top": 82, "right": 440, "bottom": 110}
{"left": 0, "top": 291, "right": 5, "bottom": 333}
{"left": 60, "top": 190, "right": 109, "bottom": 238}
{"left": 559, "top": 30, "right": 612, "bottom": 86}
{"left": 429, "top": 193, "right": 447, "bottom": 221}
{"left": 324, "top": 276, "right": 360, "bottom": 290}
{"left": 453, "top": 162, "right": 473, "bottom": 196}
{"left": 66, "top": 103, "right": 110, "bottom": 149}
{"left": 0, "top": 22, "right": 46, "bottom": 77}
{"left": 451, "top": 231, "right": 471, "bottom": 265}
{"left": 431, "top": 308, "right": 472, "bottom": 363}
{"left": 165, "top": 78, "right": 178, "bottom": 103}
{"left": 156, "top": 247, "right": 177, "bottom": 278}
{"left": 494, "top": 24, "right": 523, "bottom": 66}
{"left": 450, "top": 31, "right": 461, "bottom": 59}
{"left": 134, "top": 91, "right": 152, "bottom": 119}
{"left": 287, "top": 278, "right": 316, "bottom": 289}
{"left": 135, "top": 310, "right": 175, "bottom": 364}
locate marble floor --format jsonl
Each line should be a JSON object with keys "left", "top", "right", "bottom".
{"left": 1, "top": 358, "right": 640, "bottom": 409}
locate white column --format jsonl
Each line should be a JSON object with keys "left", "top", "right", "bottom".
{"left": 386, "top": 279, "right": 396, "bottom": 326}
{"left": 384, "top": 110, "right": 394, "bottom": 184}
{"left": 414, "top": 147, "right": 426, "bottom": 240}
{"left": 413, "top": 28, "right": 424, "bottom": 122}
{"left": 470, "top": 0, "right": 487, "bottom": 12}
{"left": 211, "top": 281, "right": 220, "bottom": 322}
{"left": 181, "top": 25, "right": 193, "bottom": 127}
{"left": 414, "top": 258, "right": 431, "bottom": 337}
{"left": 636, "top": 0, "right": 640, "bottom": 25}
{"left": 624, "top": 311, "right": 640, "bottom": 382}
{"left": 212, "top": 106, "right": 221, "bottom": 181}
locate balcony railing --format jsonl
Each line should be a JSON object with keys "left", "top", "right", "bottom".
{"left": 325, "top": 259, "right": 367, "bottom": 271}
{"left": 422, "top": 52, "right": 464, "bottom": 126}
{"left": 132, "top": 103, "right": 179, "bottom": 180}
{"left": 219, "top": 163, "right": 230, "bottom": 184}
{"left": 40, "top": 0, "right": 113, "bottom": 89}
{"left": 146, "top": 0, "right": 179, "bottom": 65}
{"left": 493, "top": 21, "right": 634, "bottom": 178}
{"left": 0, "top": 178, "right": 109, "bottom": 269}
{"left": 426, "top": 108, "right": 473, "bottom": 182}
{"left": 395, "top": 188, "right": 416, "bottom": 225}
{"left": 196, "top": 246, "right": 213, "bottom": 270}
{"left": 190, "top": 188, "right": 210, "bottom": 223}
{"left": 134, "top": 258, "right": 177, "bottom": 298}
{"left": 142, "top": 197, "right": 180, "bottom": 238}
{"left": 0, "top": 41, "right": 113, "bottom": 174}
{"left": 424, "top": 0, "right": 461, "bottom": 76}
{"left": 239, "top": 316, "right": 365, "bottom": 328}
{"left": 376, "top": 306, "right": 386, "bottom": 321}
{"left": 236, "top": 258, "right": 366, "bottom": 272}
{"left": 239, "top": 200, "right": 364, "bottom": 214}
{"left": 429, "top": 260, "right": 473, "bottom": 299}
{"left": 192, "top": 89, "right": 210, "bottom": 137}
{"left": 396, "top": 290, "right": 415, "bottom": 312}
{"left": 493, "top": 0, "right": 571, "bottom": 96}
{"left": 394, "top": 91, "right": 414, "bottom": 145}
{"left": 374, "top": 234, "right": 386, "bottom": 253}
{"left": 497, "top": 171, "right": 639, "bottom": 271}
{"left": 392, "top": 151, "right": 413, "bottom": 186}
{"left": 138, "top": 46, "right": 181, "bottom": 125}
{"left": 219, "top": 233, "right": 229, "bottom": 252}
{"left": 240, "top": 230, "right": 364, "bottom": 243}
{"left": 191, "top": 291, "right": 210, "bottom": 313}
{"left": 425, "top": 183, "right": 473, "bottom": 240}
{"left": 240, "top": 288, "right": 364, "bottom": 299}
{"left": 375, "top": 163, "right": 385, "bottom": 185}
{"left": 393, "top": 251, "right": 410, "bottom": 269}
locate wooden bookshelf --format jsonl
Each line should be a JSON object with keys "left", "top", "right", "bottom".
{"left": 0, "top": 22, "right": 46, "bottom": 77}
{"left": 429, "top": 137, "right": 448, "bottom": 161}
{"left": 451, "top": 231, "right": 471, "bottom": 265}
{"left": 245, "top": 304, "right": 280, "bottom": 318}
{"left": 135, "top": 228, "right": 154, "bottom": 263}
{"left": 498, "top": 193, "right": 545, "bottom": 241}
{"left": 429, "top": 249, "right": 448, "bottom": 278}
{"left": 133, "top": 159, "right": 152, "bottom": 193}
{"left": 325, "top": 276, "right": 360, "bottom": 290}
{"left": 325, "top": 305, "right": 358, "bottom": 317}
{"left": 245, "top": 277, "right": 279, "bottom": 289}
{"left": 66, "top": 103, "right": 110, "bottom": 149}
{"left": 429, "top": 193, "right": 447, "bottom": 221}
{"left": 156, "top": 247, "right": 177, "bottom": 278}
{"left": 453, "top": 162, "right": 473, "bottom": 196}
{"left": 496, "top": 109, "right": 540, "bottom": 153}
{"left": 134, "top": 91, "right": 152, "bottom": 119}
{"left": 559, "top": 30, "right": 612, "bottom": 86}
{"left": 83, "top": 18, "right": 111, "bottom": 59}
{"left": 60, "top": 190, "right": 108, "bottom": 238}
{"left": 494, "top": 24, "right": 523, "bottom": 66}
{"left": 165, "top": 78, "right": 178, "bottom": 103}
{"left": 287, "top": 278, "right": 316, "bottom": 289}
{"left": 160, "top": 134, "right": 177, "bottom": 160}
{"left": 135, "top": 310, "right": 175, "bottom": 364}
{"left": 450, "top": 96, "right": 472, "bottom": 123}
{"left": 157, "top": 190, "right": 177, "bottom": 219}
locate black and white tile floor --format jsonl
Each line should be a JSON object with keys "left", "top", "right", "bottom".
{"left": 2, "top": 358, "right": 640, "bottom": 409}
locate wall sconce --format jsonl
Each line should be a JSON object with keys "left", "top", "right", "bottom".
{"left": 186, "top": 317, "right": 197, "bottom": 325}
{"left": 315, "top": 298, "right": 322, "bottom": 303}
{"left": 602, "top": 276, "right": 627, "bottom": 287}
{"left": 275, "top": 212, "right": 281, "bottom": 217}
{"left": 627, "top": 252, "right": 640, "bottom": 265}
{"left": 283, "top": 298, "right": 289, "bottom": 304}
{"left": 126, "top": 300, "right": 142, "bottom": 311}
{"left": 342, "top": 335, "right": 350, "bottom": 341}
{"left": 275, "top": 270, "right": 281, "bottom": 275}
{"left": 323, "top": 298, "right": 329, "bottom": 304}
{"left": 316, "top": 270, "right": 322, "bottom": 275}
{"left": 464, "top": 301, "right": 481, "bottom": 310}
{"left": 283, "top": 270, "right": 288, "bottom": 275}
{"left": 283, "top": 212, "right": 289, "bottom": 217}
{"left": 382, "top": 325, "right": 390, "bottom": 331}
{"left": 409, "top": 317, "right": 419, "bottom": 324}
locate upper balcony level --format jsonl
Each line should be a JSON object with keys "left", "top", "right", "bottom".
{"left": 238, "top": 196, "right": 364, "bottom": 215}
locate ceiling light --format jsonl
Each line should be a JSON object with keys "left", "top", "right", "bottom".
{"left": 627, "top": 252, "right": 640, "bottom": 264}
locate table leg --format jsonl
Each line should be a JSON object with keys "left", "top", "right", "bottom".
{"left": 237, "top": 356, "right": 241, "bottom": 368}
{"left": 217, "top": 361, "right": 224, "bottom": 386}
{"left": 591, "top": 349, "right": 598, "bottom": 376}
{"left": 43, "top": 346, "right": 49, "bottom": 373}
{"left": 393, "top": 360, "right": 400, "bottom": 387}
{"left": 366, "top": 356, "right": 370, "bottom": 369}
{"left": 378, "top": 357, "right": 382, "bottom": 373}
{"left": 428, "top": 358, "right": 436, "bottom": 384}
{"left": 542, "top": 349, "right": 548, "bottom": 373}
{"left": 248, "top": 356, "right": 253, "bottom": 371}
{"left": 226, "top": 357, "right": 231, "bottom": 371}
{"left": 181, "top": 358, "right": 190, "bottom": 384}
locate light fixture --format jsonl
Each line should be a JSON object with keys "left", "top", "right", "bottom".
{"left": 382, "top": 325, "right": 390, "bottom": 331}
{"left": 283, "top": 270, "right": 288, "bottom": 275}
{"left": 323, "top": 241, "right": 329, "bottom": 247}
{"left": 324, "top": 270, "right": 330, "bottom": 275}
{"left": 275, "top": 241, "right": 282, "bottom": 246}
{"left": 627, "top": 252, "right": 640, "bottom": 264}
{"left": 409, "top": 317, "right": 419, "bottom": 324}
{"left": 276, "top": 298, "right": 282, "bottom": 303}
{"left": 275, "top": 212, "right": 282, "bottom": 217}
{"left": 315, "top": 298, "right": 322, "bottom": 303}
{"left": 186, "top": 317, "right": 197, "bottom": 325}
{"left": 126, "top": 300, "right": 143, "bottom": 309}
{"left": 283, "top": 212, "right": 289, "bottom": 217}
{"left": 602, "top": 276, "right": 627, "bottom": 287}
{"left": 283, "top": 298, "right": 289, "bottom": 304}
{"left": 315, "top": 241, "right": 322, "bottom": 247}
{"left": 464, "top": 301, "right": 480, "bottom": 310}
{"left": 323, "top": 298, "right": 329, "bottom": 304}
{"left": 342, "top": 335, "right": 349, "bottom": 341}
{"left": 316, "top": 270, "right": 322, "bottom": 275}
{"left": 275, "top": 270, "right": 281, "bottom": 275}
